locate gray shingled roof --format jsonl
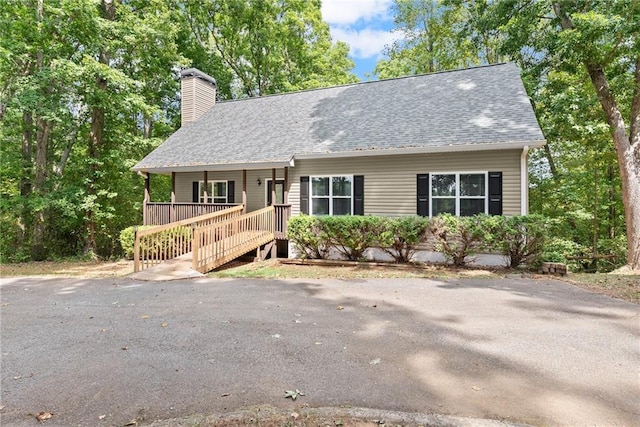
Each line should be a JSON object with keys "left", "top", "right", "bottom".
{"left": 133, "top": 63, "right": 545, "bottom": 172}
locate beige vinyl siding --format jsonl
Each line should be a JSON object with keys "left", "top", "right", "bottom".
{"left": 173, "top": 149, "right": 523, "bottom": 216}
{"left": 289, "top": 149, "right": 523, "bottom": 216}
{"left": 174, "top": 169, "right": 286, "bottom": 212}
{"left": 180, "top": 77, "right": 216, "bottom": 124}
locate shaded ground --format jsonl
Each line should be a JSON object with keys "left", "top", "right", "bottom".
{"left": 1, "top": 275, "right": 638, "bottom": 426}
{"left": 1, "top": 259, "right": 638, "bottom": 303}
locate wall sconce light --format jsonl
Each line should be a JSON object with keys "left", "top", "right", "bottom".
{"left": 257, "top": 178, "right": 261, "bottom": 186}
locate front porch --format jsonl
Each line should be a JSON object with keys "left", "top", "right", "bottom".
{"left": 140, "top": 167, "right": 292, "bottom": 240}
{"left": 143, "top": 202, "right": 291, "bottom": 240}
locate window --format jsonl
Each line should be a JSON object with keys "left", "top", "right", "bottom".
{"left": 199, "top": 181, "right": 227, "bottom": 203}
{"left": 311, "top": 176, "right": 352, "bottom": 215}
{"left": 431, "top": 173, "right": 486, "bottom": 216}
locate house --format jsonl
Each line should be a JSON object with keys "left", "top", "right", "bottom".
{"left": 132, "top": 63, "right": 545, "bottom": 261}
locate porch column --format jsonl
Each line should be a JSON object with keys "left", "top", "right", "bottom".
{"left": 284, "top": 167, "right": 289, "bottom": 204}
{"left": 203, "top": 171, "right": 208, "bottom": 204}
{"left": 270, "top": 168, "right": 277, "bottom": 259}
{"left": 171, "top": 172, "right": 176, "bottom": 223}
{"left": 271, "top": 168, "right": 276, "bottom": 206}
{"left": 143, "top": 174, "right": 150, "bottom": 226}
{"left": 242, "top": 169, "right": 247, "bottom": 213}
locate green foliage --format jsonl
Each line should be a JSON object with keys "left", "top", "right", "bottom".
{"left": 182, "top": 0, "right": 357, "bottom": 98}
{"left": 379, "top": 216, "right": 430, "bottom": 263}
{"left": 322, "top": 216, "right": 387, "bottom": 261}
{"left": 484, "top": 215, "right": 548, "bottom": 268}
{"left": 428, "top": 214, "right": 487, "bottom": 266}
{"left": 286, "top": 215, "right": 329, "bottom": 259}
{"left": 119, "top": 225, "right": 191, "bottom": 260}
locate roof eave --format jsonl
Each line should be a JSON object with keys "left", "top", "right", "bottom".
{"left": 293, "top": 140, "right": 546, "bottom": 160}
{"left": 132, "top": 159, "right": 295, "bottom": 175}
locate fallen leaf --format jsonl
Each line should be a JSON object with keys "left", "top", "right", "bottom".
{"left": 123, "top": 420, "right": 137, "bottom": 426}
{"left": 98, "top": 415, "right": 106, "bottom": 420}
{"left": 161, "top": 322, "right": 168, "bottom": 328}
{"left": 471, "top": 386, "right": 481, "bottom": 391}
{"left": 13, "top": 375, "right": 22, "bottom": 380}
{"left": 285, "top": 389, "right": 305, "bottom": 400}
{"left": 221, "top": 393, "right": 230, "bottom": 397}
{"left": 36, "top": 412, "right": 53, "bottom": 422}
{"left": 369, "top": 358, "right": 381, "bottom": 365}
{"left": 141, "top": 315, "right": 150, "bottom": 319}
{"left": 337, "top": 305, "right": 344, "bottom": 310}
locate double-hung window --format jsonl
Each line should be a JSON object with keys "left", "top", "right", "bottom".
{"left": 199, "top": 181, "right": 227, "bottom": 204}
{"left": 431, "top": 172, "right": 486, "bottom": 216}
{"left": 311, "top": 176, "right": 352, "bottom": 215}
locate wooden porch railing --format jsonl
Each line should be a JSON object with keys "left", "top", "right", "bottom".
{"left": 273, "top": 204, "right": 291, "bottom": 240}
{"left": 134, "top": 205, "right": 244, "bottom": 272}
{"left": 192, "top": 206, "right": 275, "bottom": 273}
{"left": 144, "top": 202, "right": 240, "bottom": 226}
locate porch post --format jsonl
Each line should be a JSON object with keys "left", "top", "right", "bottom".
{"left": 271, "top": 168, "right": 276, "bottom": 206}
{"left": 143, "top": 174, "right": 150, "bottom": 225}
{"left": 171, "top": 172, "right": 176, "bottom": 223}
{"left": 271, "top": 168, "right": 277, "bottom": 259}
{"left": 203, "top": 171, "right": 208, "bottom": 205}
{"left": 242, "top": 169, "right": 247, "bottom": 213}
{"left": 284, "top": 167, "right": 289, "bottom": 204}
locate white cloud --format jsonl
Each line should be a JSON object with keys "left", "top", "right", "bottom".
{"left": 330, "top": 26, "right": 395, "bottom": 59}
{"left": 321, "top": 0, "right": 393, "bottom": 25}
{"left": 322, "top": 0, "right": 396, "bottom": 59}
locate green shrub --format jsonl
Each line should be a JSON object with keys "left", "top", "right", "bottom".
{"left": 287, "top": 215, "right": 330, "bottom": 259}
{"left": 379, "top": 216, "right": 430, "bottom": 263}
{"left": 119, "top": 225, "right": 154, "bottom": 259}
{"left": 322, "top": 215, "right": 386, "bottom": 260}
{"left": 485, "top": 214, "right": 548, "bottom": 268}
{"left": 541, "top": 238, "right": 586, "bottom": 271}
{"left": 428, "top": 214, "right": 486, "bottom": 266}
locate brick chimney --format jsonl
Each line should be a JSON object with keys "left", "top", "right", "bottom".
{"left": 180, "top": 68, "right": 217, "bottom": 125}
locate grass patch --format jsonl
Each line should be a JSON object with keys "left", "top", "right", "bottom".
{"left": 0, "top": 260, "right": 133, "bottom": 278}
{"left": 560, "top": 273, "right": 639, "bottom": 304}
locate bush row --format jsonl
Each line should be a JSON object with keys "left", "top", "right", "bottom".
{"left": 287, "top": 214, "right": 549, "bottom": 268}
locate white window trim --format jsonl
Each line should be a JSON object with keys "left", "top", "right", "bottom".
{"left": 265, "top": 177, "right": 285, "bottom": 206}
{"left": 429, "top": 172, "right": 488, "bottom": 217}
{"left": 309, "top": 175, "right": 354, "bottom": 216}
{"left": 198, "top": 180, "right": 228, "bottom": 204}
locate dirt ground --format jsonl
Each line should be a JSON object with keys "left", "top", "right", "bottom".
{"left": 1, "top": 258, "right": 638, "bottom": 303}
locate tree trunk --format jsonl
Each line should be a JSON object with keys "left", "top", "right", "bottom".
{"left": 553, "top": 2, "right": 640, "bottom": 269}
{"left": 84, "top": 0, "right": 114, "bottom": 256}
{"left": 583, "top": 62, "right": 640, "bottom": 269}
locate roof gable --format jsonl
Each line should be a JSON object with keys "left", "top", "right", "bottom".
{"left": 134, "top": 63, "right": 545, "bottom": 172}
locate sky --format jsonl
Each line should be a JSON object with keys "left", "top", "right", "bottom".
{"left": 320, "top": 0, "right": 396, "bottom": 81}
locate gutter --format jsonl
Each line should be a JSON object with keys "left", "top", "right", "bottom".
{"left": 521, "top": 145, "right": 530, "bottom": 215}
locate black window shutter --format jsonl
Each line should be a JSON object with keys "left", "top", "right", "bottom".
{"left": 353, "top": 175, "right": 364, "bottom": 215}
{"left": 488, "top": 171, "right": 503, "bottom": 215}
{"left": 192, "top": 181, "right": 199, "bottom": 203}
{"left": 227, "top": 181, "right": 235, "bottom": 203}
{"left": 300, "top": 176, "right": 309, "bottom": 214}
{"left": 417, "top": 174, "right": 429, "bottom": 217}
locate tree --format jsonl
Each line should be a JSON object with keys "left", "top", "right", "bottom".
{"left": 479, "top": 0, "right": 639, "bottom": 268}
{"left": 182, "top": 0, "right": 357, "bottom": 98}
{"left": 0, "top": 0, "right": 184, "bottom": 260}
{"left": 374, "top": 0, "right": 502, "bottom": 78}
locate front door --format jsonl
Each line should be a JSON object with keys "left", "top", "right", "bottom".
{"left": 267, "top": 179, "right": 285, "bottom": 205}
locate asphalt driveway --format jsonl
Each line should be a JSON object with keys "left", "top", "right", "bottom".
{"left": 1, "top": 275, "right": 638, "bottom": 426}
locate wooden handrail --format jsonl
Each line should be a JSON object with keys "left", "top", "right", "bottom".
{"left": 134, "top": 205, "right": 244, "bottom": 272}
{"left": 192, "top": 206, "right": 275, "bottom": 273}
